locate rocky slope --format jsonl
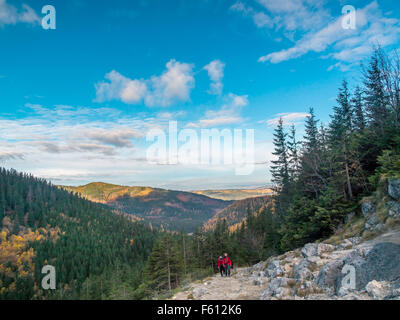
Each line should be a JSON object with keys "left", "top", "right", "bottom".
{"left": 173, "top": 178, "right": 400, "bottom": 300}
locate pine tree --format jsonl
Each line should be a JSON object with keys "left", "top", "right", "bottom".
{"left": 363, "top": 49, "right": 388, "bottom": 135}
{"left": 144, "top": 234, "right": 183, "bottom": 292}
{"left": 351, "top": 85, "right": 366, "bottom": 131}
{"left": 270, "top": 118, "right": 289, "bottom": 190}
{"left": 287, "top": 124, "right": 301, "bottom": 181}
{"left": 301, "top": 107, "right": 325, "bottom": 197}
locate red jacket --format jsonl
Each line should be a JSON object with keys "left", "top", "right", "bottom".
{"left": 222, "top": 256, "right": 231, "bottom": 266}
{"left": 217, "top": 258, "right": 224, "bottom": 267}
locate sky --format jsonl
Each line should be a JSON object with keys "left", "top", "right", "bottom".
{"left": 1, "top": 0, "right": 400, "bottom": 190}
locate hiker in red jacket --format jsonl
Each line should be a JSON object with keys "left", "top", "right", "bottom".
{"left": 217, "top": 256, "right": 225, "bottom": 277}
{"left": 223, "top": 253, "right": 232, "bottom": 277}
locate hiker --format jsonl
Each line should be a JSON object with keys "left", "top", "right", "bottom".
{"left": 217, "top": 255, "right": 225, "bottom": 277}
{"left": 223, "top": 253, "right": 232, "bottom": 277}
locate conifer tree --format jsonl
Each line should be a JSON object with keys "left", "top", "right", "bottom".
{"left": 352, "top": 85, "right": 366, "bottom": 131}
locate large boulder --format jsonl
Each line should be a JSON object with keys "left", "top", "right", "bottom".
{"left": 337, "top": 242, "right": 400, "bottom": 292}
{"left": 293, "top": 259, "right": 312, "bottom": 281}
{"left": 315, "top": 259, "right": 345, "bottom": 295}
{"left": 388, "top": 179, "right": 400, "bottom": 200}
{"left": 366, "top": 280, "right": 392, "bottom": 299}
{"left": 301, "top": 243, "right": 335, "bottom": 258}
{"left": 362, "top": 200, "right": 381, "bottom": 231}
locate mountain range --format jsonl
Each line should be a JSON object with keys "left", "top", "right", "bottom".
{"left": 62, "top": 182, "right": 231, "bottom": 232}
{"left": 192, "top": 187, "right": 273, "bottom": 201}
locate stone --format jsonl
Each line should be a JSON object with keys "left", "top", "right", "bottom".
{"left": 293, "top": 259, "right": 312, "bottom": 281}
{"left": 301, "top": 243, "right": 319, "bottom": 258}
{"left": 264, "top": 259, "right": 281, "bottom": 277}
{"left": 302, "top": 243, "right": 335, "bottom": 258}
{"left": 362, "top": 201, "right": 375, "bottom": 217}
{"left": 315, "top": 259, "right": 345, "bottom": 295}
{"left": 366, "top": 280, "right": 392, "bottom": 299}
{"left": 260, "top": 277, "right": 293, "bottom": 299}
{"left": 386, "top": 201, "right": 400, "bottom": 219}
{"left": 337, "top": 242, "right": 400, "bottom": 292}
{"left": 388, "top": 178, "right": 400, "bottom": 200}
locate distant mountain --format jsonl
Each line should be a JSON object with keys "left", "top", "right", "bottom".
{"left": 202, "top": 195, "right": 273, "bottom": 231}
{"left": 63, "top": 182, "right": 231, "bottom": 232}
{"left": 192, "top": 187, "right": 273, "bottom": 201}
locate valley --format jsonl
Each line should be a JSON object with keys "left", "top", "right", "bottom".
{"left": 63, "top": 183, "right": 271, "bottom": 232}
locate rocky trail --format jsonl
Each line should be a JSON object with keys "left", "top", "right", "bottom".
{"left": 173, "top": 179, "right": 400, "bottom": 301}
{"left": 173, "top": 268, "right": 265, "bottom": 300}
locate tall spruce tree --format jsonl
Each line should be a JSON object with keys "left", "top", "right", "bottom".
{"left": 352, "top": 85, "right": 366, "bottom": 131}
{"left": 270, "top": 118, "right": 290, "bottom": 190}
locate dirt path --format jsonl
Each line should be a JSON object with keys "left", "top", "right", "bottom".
{"left": 172, "top": 267, "right": 264, "bottom": 300}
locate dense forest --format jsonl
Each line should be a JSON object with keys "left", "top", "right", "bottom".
{"left": 0, "top": 168, "right": 158, "bottom": 299}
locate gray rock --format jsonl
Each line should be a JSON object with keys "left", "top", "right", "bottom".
{"left": 386, "top": 201, "right": 400, "bottom": 219}
{"left": 362, "top": 201, "right": 375, "bottom": 218}
{"left": 366, "top": 280, "right": 392, "bottom": 299}
{"left": 315, "top": 259, "right": 345, "bottom": 295}
{"left": 301, "top": 243, "right": 335, "bottom": 258}
{"left": 294, "top": 259, "right": 312, "bottom": 281}
{"left": 337, "top": 237, "right": 363, "bottom": 250}
{"left": 301, "top": 243, "right": 319, "bottom": 257}
{"left": 264, "top": 259, "right": 281, "bottom": 277}
{"left": 388, "top": 178, "right": 400, "bottom": 200}
{"left": 337, "top": 242, "right": 400, "bottom": 292}
{"left": 260, "top": 277, "right": 294, "bottom": 299}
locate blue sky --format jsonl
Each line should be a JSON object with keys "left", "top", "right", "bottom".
{"left": 1, "top": 0, "right": 400, "bottom": 190}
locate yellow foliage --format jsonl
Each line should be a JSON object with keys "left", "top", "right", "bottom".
{"left": 0, "top": 226, "right": 60, "bottom": 298}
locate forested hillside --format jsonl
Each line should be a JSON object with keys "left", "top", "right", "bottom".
{"left": 0, "top": 168, "right": 158, "bottom": 299}
{"left": 64, "top": 183, "right": 230, "bottom": 232}
{"left": 203, "top": 196, "right": 273, "bottom": 231}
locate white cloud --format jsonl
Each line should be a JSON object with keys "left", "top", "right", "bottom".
{"left": 231, "top": 1, "right": 400, "bottom": 70}
{"left": 203, "top": 60, "right": 225, "bottom": 95}
{"left": 95, "top": 59, "right": 195, "bottom": 107}
{"left": 256, "top": 0, "right": 330, "bottom": 32}
{"left": 230, "top": 2, "right": 274, "bottom": 30}
{"left": 266, "top": 112, "right": 309, "bottom": 126}
{"left": 146, "top": 60, "right": 195, "bottom": 106}
{"left": 257, "top": 1, "right": 400, "bottom": 68}
{"left": 0, "top": 0, "right": 40, "bottom": 26}
{"left": 187, "top": 93, "right": 248, "bottom": 128}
